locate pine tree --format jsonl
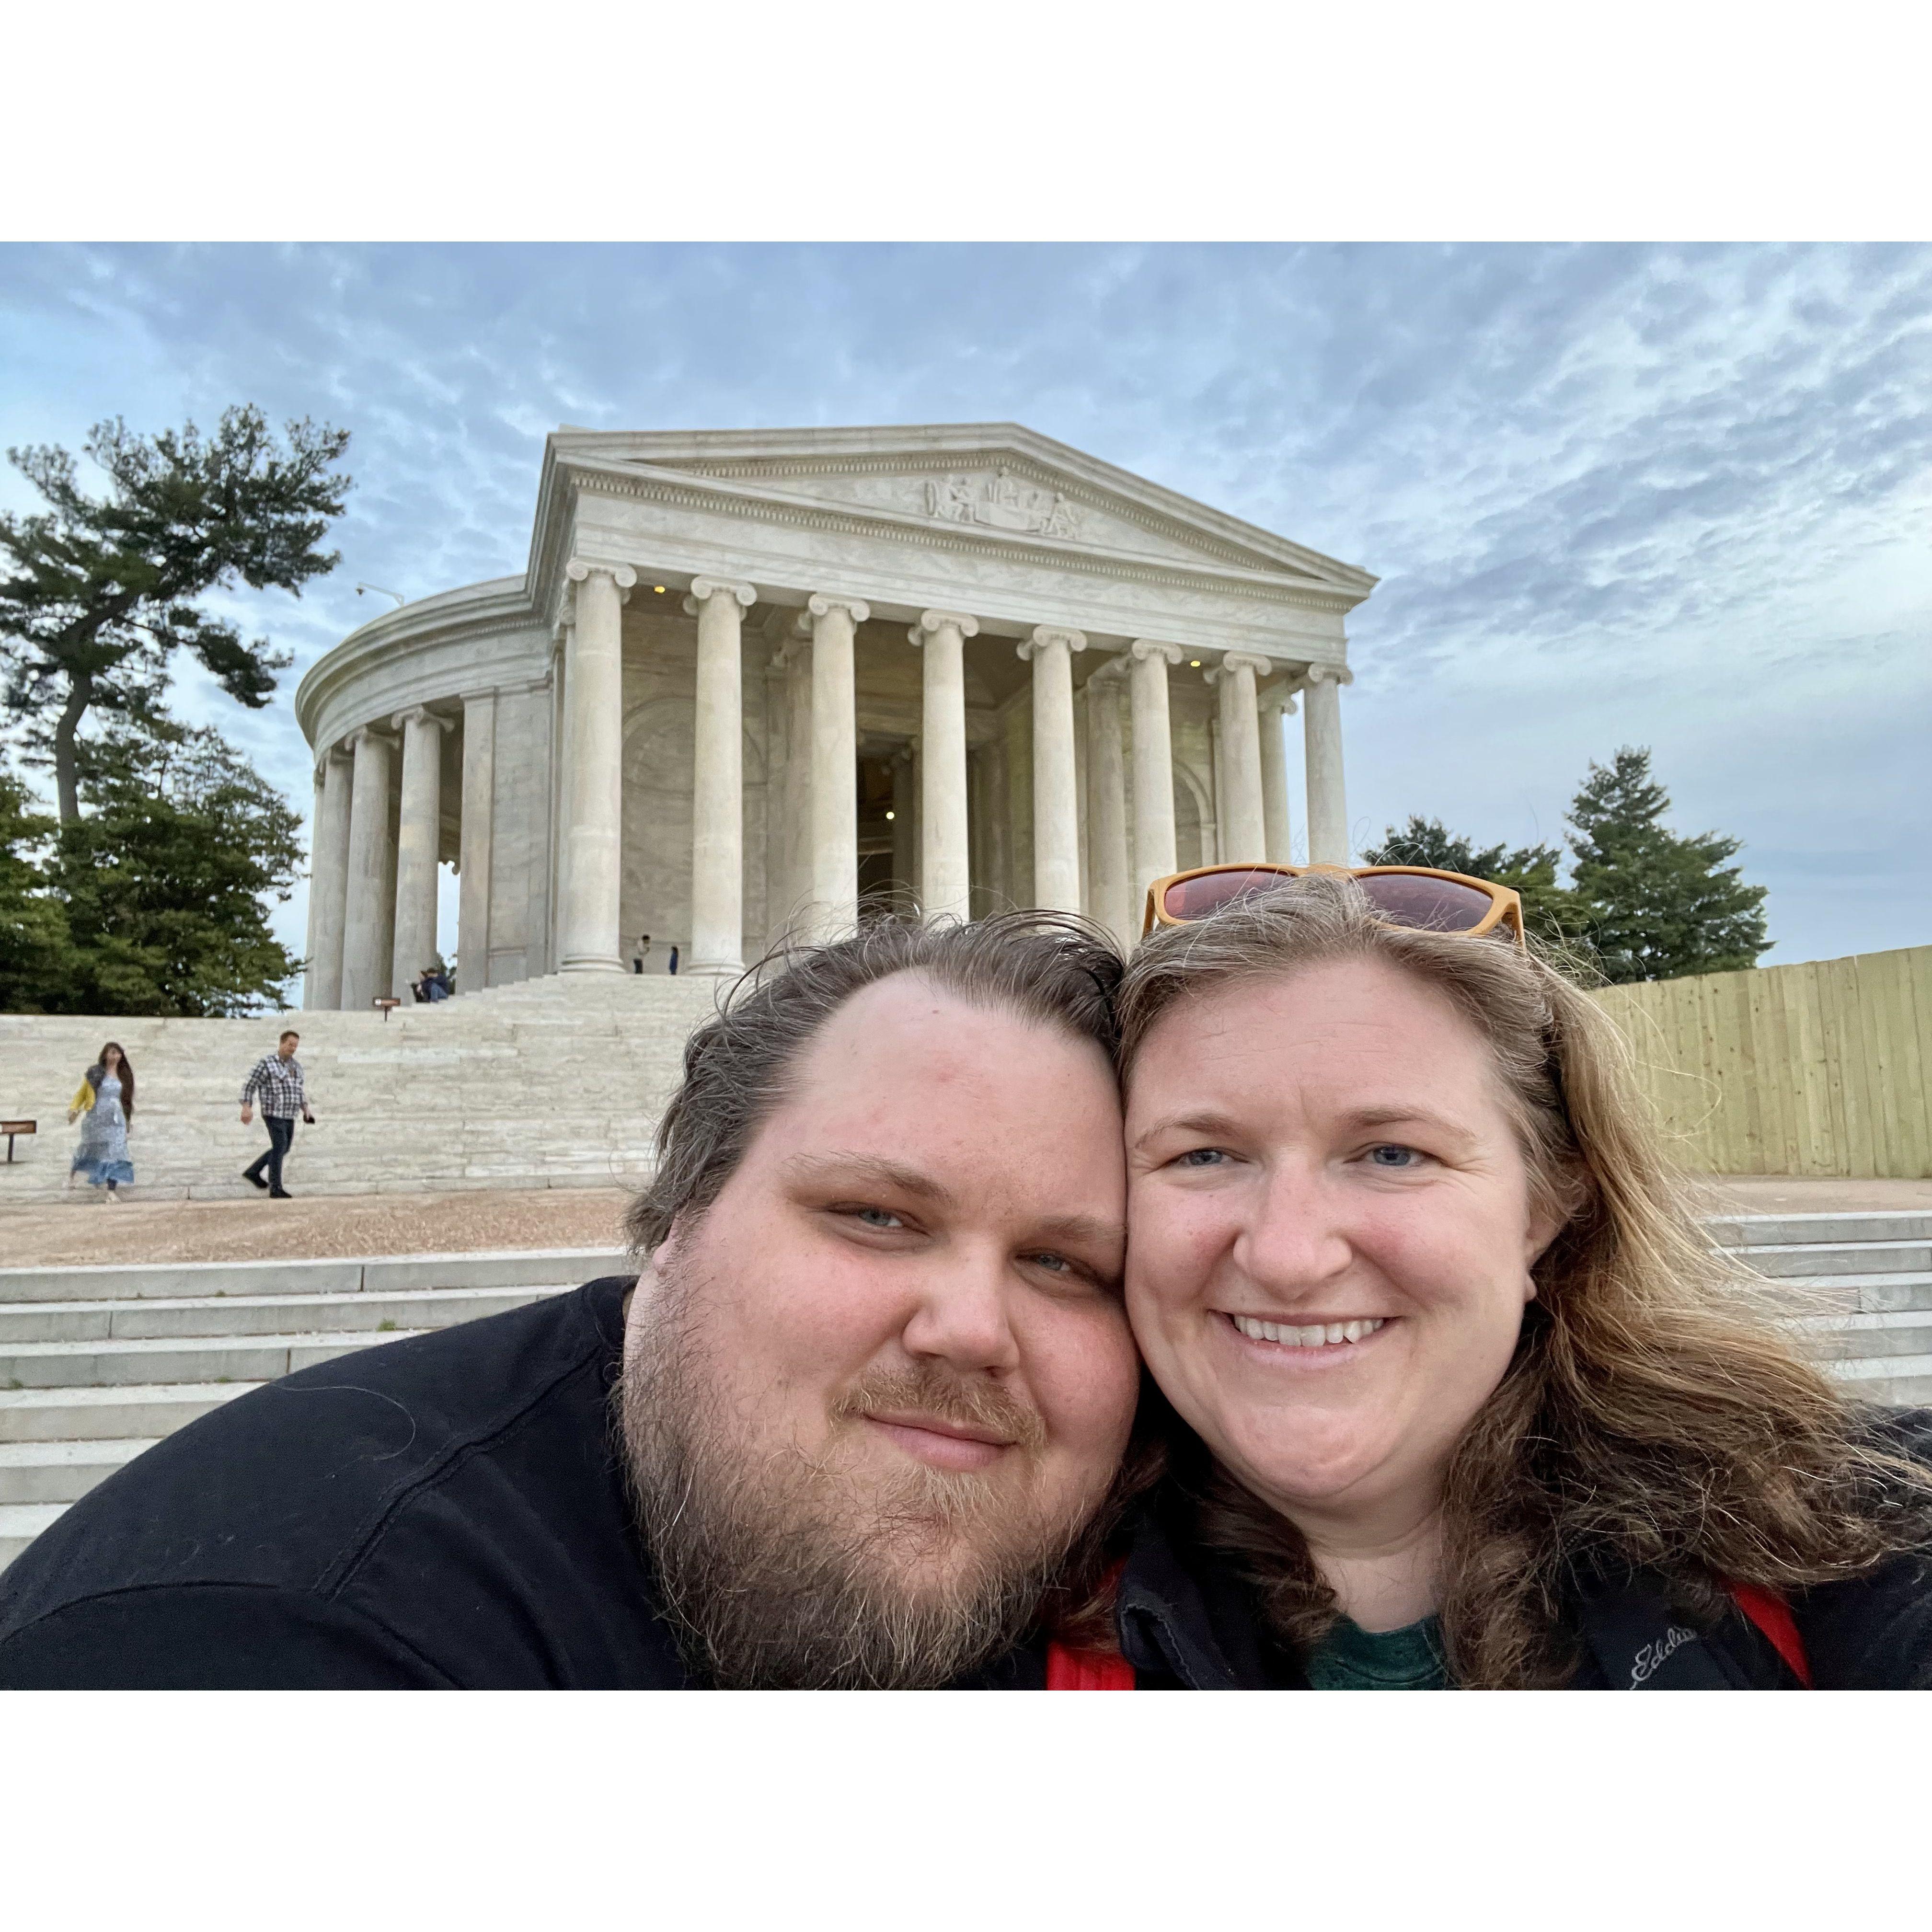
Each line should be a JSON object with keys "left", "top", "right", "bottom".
{"left": 1564, "top": 747, "right": 1769, "bottom": 983}
{"left": 0, "top": 760, "right": 72, "bottom": 1012}
{"left": 0, "top": 406, "right": 350, "bottom": 825}
{"left": 1362, "top": 815, "right": 1585, "bottom": 947}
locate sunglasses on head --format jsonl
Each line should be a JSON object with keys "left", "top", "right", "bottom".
{"left": 1141, "top": 862, "right": 1527, "bottom": 945}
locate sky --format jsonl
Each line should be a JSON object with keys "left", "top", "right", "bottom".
{"left": 2, "top": 241, "right": 1928, "bottom": 978}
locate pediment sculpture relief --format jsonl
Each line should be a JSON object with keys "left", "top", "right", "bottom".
{"left": 923, "top": 467, "right": 1085, "bottom": 540}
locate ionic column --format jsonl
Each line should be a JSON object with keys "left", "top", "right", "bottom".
{"left": 339, "top": 724, "right": 397, "bottom": 1011}
{"left": 1303, "top": 663, "right": 1353, "bottom": 865}
{"left": 907, "top": 609, "right": 977, "bottom": 921}
{"left": 558, "top": 559, "right": 635, "bottom": 971}
{"left": 806, "top": 594, "right": 868, "bottom": 941}
{"left": 1085, "top": 658, "right": 1132, "bottom": 946}
{"left": 684, "top": 576, "right": 758, "bottom": 976}
{"left": 889, "top": 748, "right": 916, "bottom": 903}
{"left": 390, "top": 706, "right": 454, "bottom": 996}
{"left": 459, "top": 690, "right": 497, "bottom": 993}
{"left": 306, "top": 747, "right": 354, "bottom": 1010}
{"left": 1018, "top": 625, "right": 1087, "bottom": 913}
{"left": 1128, "top": 640, "right": 1184, "bottom": 894}
{"left": 1258, "top": 682, "right": 1297, "bottom": 863}
{"left": 775, "top": 626, "right": 813, "bottom": 935}
{"left": 1208, "top": 652, "right": 1271, "bottom": 863}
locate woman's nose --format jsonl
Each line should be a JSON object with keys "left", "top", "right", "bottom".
{"left": 1234, "top": 1167, "right": 1354, "bottom": 1294}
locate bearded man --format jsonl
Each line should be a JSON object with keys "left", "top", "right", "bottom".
{"left": 0, "top": 916, "right": 1150, "bottom": 1689}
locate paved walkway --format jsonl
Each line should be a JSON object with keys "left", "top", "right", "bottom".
{"left": 3, "top": 1174, "right": 1926, "bottom": 1269}
{"left": 0, "top": 1187, "right": 634, "bottom": 1266}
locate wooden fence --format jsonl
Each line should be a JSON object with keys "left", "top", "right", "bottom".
{"left": 1592, "top": 945, "right": 1932, "bottom": 1179}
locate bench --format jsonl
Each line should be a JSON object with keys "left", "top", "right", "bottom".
{"left": 2, "top": 1119, "right": 36, "bottom": 1163}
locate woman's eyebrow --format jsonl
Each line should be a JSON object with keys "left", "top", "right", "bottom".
{"left": 1129, "top": 1110, "right": 1242, "bottom": 1152}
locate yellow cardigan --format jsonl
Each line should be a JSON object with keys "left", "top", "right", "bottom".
{"left": 70, "top": 1079, "right": 95, "bottom": 1113}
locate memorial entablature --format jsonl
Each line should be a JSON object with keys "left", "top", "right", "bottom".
{"left": 294, "top": 423, "right": 1377, "bottom": 1006}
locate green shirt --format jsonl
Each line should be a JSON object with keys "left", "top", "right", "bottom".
{"left": 1303, "top": 1614, "right": 1449, "bottom": 1690}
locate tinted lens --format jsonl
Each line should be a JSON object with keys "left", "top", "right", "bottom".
{"left": 1356, "top": 873, "right": 1497, "bottom": 932}
{"left": 1162, "top": 869, "right": 1292, "bottom": 920}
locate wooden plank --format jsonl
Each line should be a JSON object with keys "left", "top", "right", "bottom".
{"left": 1906, "top": 948, "right": 1932, "bottom": 1179}
{"left": 1791, "top": 963, "right": 1836, "bottom": 1176}
{"left": 1856, "top": 950, "right": 1907, "bottom": 1178}
{"left": 1750, "top": 966, "right": 1799, "bottom": 1176}
{"left": 1828, "top": 955, "right": 1876, "bottom": 1179}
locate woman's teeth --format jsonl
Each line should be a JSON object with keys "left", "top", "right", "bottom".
{"left": 1229, "top": 1314, "right": 1386, "bottom": 1349}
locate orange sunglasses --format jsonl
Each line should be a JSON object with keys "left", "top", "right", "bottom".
{"left": 1142, "top": 862, "right": 1526, "bottom": 945}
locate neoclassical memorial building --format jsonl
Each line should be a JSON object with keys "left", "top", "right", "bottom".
{"left": 295, "top": 424, "right": 1377, "bottom": 1005}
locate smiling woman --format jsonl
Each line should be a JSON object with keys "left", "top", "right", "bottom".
{"left": 1106, "top": 872, "right": 1932, "bottom": 1690}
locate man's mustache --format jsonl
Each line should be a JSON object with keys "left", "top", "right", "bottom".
{"left": 829, "top": 1359, "right": 1048, "bottom": 1457}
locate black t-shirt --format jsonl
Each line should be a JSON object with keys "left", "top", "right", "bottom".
{"left": 0, "top": 1277, "right": 1046, "bottom": 1690}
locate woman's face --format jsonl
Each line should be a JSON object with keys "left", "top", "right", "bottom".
{"left": 103, "top": 1046, "right": 121, "bottom": 1070}
{"left": 1124, "top": 958, "right": 1556, "bottom": 1528}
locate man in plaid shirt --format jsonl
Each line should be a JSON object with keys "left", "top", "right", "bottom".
{"left": 240, "top": 1029, "right": 316, "bottom": 1198}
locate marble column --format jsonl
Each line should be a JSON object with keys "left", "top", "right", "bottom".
{"left": 1085, "top": 658, "right": 1132, "bottom": 946}
{"left": 459, "top": 690, "right": 497, "bottom": 993}
{"left": 1018, "top": 625, "right": 1086, "bottom": 914}
{"left": 305, "top": 747, "right": 354, "bottom": 1010}
{"left": 558, "top": 560, "right": 635, "bottom": 971}
{"left": 1128, "top": 640, "right": 1184, "bottom": 894}
{"left": 807, "top": 594, "right": 867, "bottom": 941}
{"left": 779, "top": 630, "right": 812, "bottom": 935}
{"left": 1208, "top": 652, "right": 1270, "bottom": 863}
{"left": 684, "top": 576, "right": 758, "bottom": 976}
{"left": 340, "top": 724, "right": 397, "bottom": 1011}
{"left": 391, "top": 706, "right": 453, "bottom": 996}
{"left": 1258, "top": 683, "right": 1297, "bottom": 863}
{"left": 1303, "top": 663, "right": 1353, "bottom": 865}
{"left": 907, "top": 609, "right": 976, "bottom": 921}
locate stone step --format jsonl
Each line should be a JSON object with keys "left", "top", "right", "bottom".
{"left": 1729, "top": 1239, "right": 1932, "bottom": 1279}
{"left": 0, "top": 1330, "right": 424, "bottom": 1391}
{"left": 0, "top": 1380, "right": 259, "bottom": 1443}
{"left": 1806, "top": 1272, "right": 1932, "bottom": 1315}
{"left": 0, "top": 1438, "right": 156, "bottom": 1504}
{"left": 1789, "top": 1309, "right": 1932, "bottom": 1362}
{"left": 0, "top": 1247, "right": 625, "bottom": 1304}
{"left": 1823, "top": 1352, "right": 1932, "bottom": 1407}
{"left": 0, "top": 1283, "right": 572, "bottom": 1345}
{"left": 1708, "top": 1212, "right": 1932, "bottom": 1249}
{"left": 0, "top": 1502, "right": 66, "bottom": 1568}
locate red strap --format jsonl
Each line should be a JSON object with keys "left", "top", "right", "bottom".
{"left": 1045, "top": 1640, "right": 1136, "bottom": 1689}
{"left": 1727, "top": 1581, "right": 1812, "bottom": 1687}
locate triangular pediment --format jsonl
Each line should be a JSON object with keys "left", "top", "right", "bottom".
{"left": 548, "top": 423, "right": 1375, "bottom": 596}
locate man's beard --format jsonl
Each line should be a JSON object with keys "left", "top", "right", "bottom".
{"left": 614, "top": 1259, "right": 1123, "bottom": 1690}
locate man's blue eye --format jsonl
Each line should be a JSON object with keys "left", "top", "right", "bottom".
{"left": 855, "top": 1206, "right": 902, "bottom": 1228}
{"left": 1179, "top": 1148, "right": 1226, "bottom": 1168}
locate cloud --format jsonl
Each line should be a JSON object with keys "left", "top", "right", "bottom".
{"left": 2, "top": 242, "right": 1927, "bottom": 971}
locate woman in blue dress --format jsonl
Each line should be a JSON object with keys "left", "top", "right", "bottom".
{"left": 67, "top": 1042, "right": 136, "bottom": 1202}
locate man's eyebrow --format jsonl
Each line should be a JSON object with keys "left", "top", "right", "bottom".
{"left": 780, "top": 1151, "right": 960, "bottom": 1207}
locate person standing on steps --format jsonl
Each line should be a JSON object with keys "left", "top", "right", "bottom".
{"left": 240, "top": 1030, "right": 314, "bottom": 1199}
{"left": 667, "top": 943, "right": 679, "bottom": 976}
{"left": 68, "top": 1042, "right": 136, "bottom": 1203}
{"left": 632, "top": 932, "right": 651, "bottom": 974}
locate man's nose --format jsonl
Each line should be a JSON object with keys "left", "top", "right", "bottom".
{"left": 899, "top": 1246, "right": 1023, "bottom": 1377}
{"left": 1235, "top": 1163, "right": 1354, "bottom": 1297}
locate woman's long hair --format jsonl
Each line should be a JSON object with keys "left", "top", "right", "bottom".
{"left": 88, "top": 1042, "right": 135, "bottom": 1119}
{"left": 1116, "top": 873, "right": 1932, "bottom": 1688}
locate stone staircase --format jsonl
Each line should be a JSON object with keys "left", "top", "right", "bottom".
{"left": 0, "top": 972, "right": 724, "bottom": 1203}
{"left": 4, "top": 1211, "right": 1929, "bottom": 1580}
{"left": 0, "top": 1245, "right": 628, "bottom": 1572}
{"left": 1709, "top": 1210, "right": 1932, "bottom": 1407}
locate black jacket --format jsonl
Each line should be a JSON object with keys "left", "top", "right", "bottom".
{"left": 1108, "top": 1420, "right": 1932, "bottom": 1690}
{"left": 0, "top": 1277, "right": 1044, "bottom": 1690}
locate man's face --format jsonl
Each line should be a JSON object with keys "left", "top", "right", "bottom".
{"left": 621, "top": 971, "right": 1140, "bottom": 1686}
{"left": 277, "top": 1037, "right": 298, "bottom": 1059}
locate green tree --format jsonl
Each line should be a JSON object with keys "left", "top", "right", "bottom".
{"left": 1564, "top": 746, "right": 1770, "bottom": 983}
{"left": 0, "top": 759, "right": 73, "bottom": 1012}
{"left": 29, "top": 716, "right": 307, "bottom": 1016}
{"left": 1361, "top": 815, "right": 1585, "bottom": 947}
{"left": 0, "top": 406, "right": 351, "bottom": 825}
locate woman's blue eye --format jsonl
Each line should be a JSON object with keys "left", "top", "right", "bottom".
{"left": 1367, "top": 1144, "right": 1421, "bottom": 1168}
{"left": 854, "top": 1206, "right": 903, "bottom": 1229}
{"left": 1178, "top": 1148, "right": 1227, "bottom": 1168}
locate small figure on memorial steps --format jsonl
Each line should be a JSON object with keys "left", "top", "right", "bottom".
{"left": 68, "top": 1042, "right": 136, "bottom": 1203}
{"left": 632, "top": 932, "right": 652, "bottom": 975}
{"left": 240, "top": 1030, "right": 313, "bottom": 1199}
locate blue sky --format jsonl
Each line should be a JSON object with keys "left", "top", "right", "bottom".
{"left": 3, "top": 241, "right": 1928, "bottom": 974}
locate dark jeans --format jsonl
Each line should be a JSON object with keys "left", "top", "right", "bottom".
{"left": 245, "top": 1114, "right": 297, "bottom": 1192}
